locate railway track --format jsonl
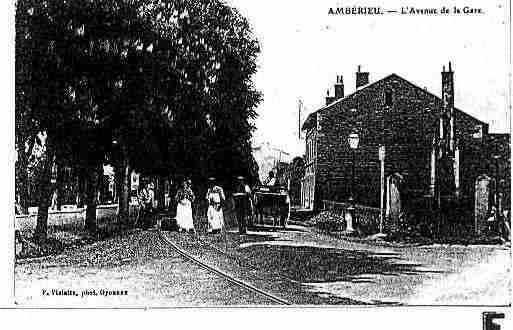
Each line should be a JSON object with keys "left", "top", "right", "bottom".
{"left": 157, "top": 229, "right": 291, "bottom": 305}
{"left": 193, "top": 232, "right": 300, "bottom": 284}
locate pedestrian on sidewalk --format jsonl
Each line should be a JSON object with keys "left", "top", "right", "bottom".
{"left": 499, "top": 209, "right": 511, "bottom": 242}
{"left": 232, "top": 176, "right": 251, "bottom": 234}
{"left": 175, "top": 179, "right": 196, "bottom": 233}
{"left": 50, "top": 189, "right": 58, "bottom": 210}
{"left": 206, "top": 177, "right": 225, "bottom": 234}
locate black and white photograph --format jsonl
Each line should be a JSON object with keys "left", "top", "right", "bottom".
{"left": 7, "top": 0, "right": 512, "bottom": 324}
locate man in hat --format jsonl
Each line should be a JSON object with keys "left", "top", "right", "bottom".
{"left": 232, "top": 176, "right": 252, "bottom": 234}
{"left": 138, "top": 182, "right": 153, "bottom": 228}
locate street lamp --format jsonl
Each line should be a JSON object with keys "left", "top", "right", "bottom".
{"left": 345, "top": 132, "right": 359, "bottom": 234}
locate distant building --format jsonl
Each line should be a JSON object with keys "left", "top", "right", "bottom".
{"left": 301, "top": 64, "right": 509, "bottom": 211}
{"left": 252, "top": 141, "right": 291, "bottom": 183}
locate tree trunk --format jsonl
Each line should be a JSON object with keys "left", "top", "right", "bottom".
{"left": 156, "top": 175, "right": 166, "bottom": 212}
{"left": 16, "top": 158, "right": 28, "bottom": 214}
{"left": 76, "top": 170, "right": 86, "bottom": 208}
{"left": 55, "top": 161, "right": 65, "bottom": 211}
{"left": 35, "top": 144, "right": 54, "bottom": 244}
{"left": 16, "top": 137, "right": 35, "bottom": 214}
{"left": 114, "top": 164, "right": 122, "bottom": 204}
{"left": 117, "top": 152, "right": 130, "bottom": 224}
{"left": 85, "top": 164, "right": 102, "bottom": 233}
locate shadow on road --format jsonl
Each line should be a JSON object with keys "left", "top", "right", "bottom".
{"left": 238, "top": 243, "right": 444, "bottom": 284}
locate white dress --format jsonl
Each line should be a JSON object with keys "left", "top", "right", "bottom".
{"left": 176, "top": 198, "right": 195, "bottom": 230}
{"left": 207, "top": 187, "right": 225, "bottom": 231}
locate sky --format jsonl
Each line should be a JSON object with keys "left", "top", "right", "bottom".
{"left": 227, "top": 0, "right": 511, "bottom": 158}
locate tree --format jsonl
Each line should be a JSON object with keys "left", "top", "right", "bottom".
{"left": 15, "top": 0, "right": 136, "bottom": 239}
{"left": 144, "top": 0, "right": 262, "bottom": 190}
{"left": 15, "top": 0, "right": 39, "bottom": 214}
{"left": 16, "top": 0, "right": 262, "bottom": 240}
{"left": 288, "top": 157, "right": 305, "bottom": 206}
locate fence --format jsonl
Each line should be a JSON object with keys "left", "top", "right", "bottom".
{"left": 322, "top": 200, "right": 382, "bottom": 234}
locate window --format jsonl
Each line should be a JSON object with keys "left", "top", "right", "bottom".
{"left": 473, "top": 125, "right": 483, "bottom": 139}
{"left": 385, "top": 90, "right": 393, "bottom": 107}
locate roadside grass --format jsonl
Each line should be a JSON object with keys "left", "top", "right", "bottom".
{"left": 16, "top": 215, "right": 138, "bottom": 260}
{"left": 306, "top": 210, "right": 509, "bottom": 246}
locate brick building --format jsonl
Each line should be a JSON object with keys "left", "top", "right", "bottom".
{"left": 301, "top": 64, "right": 508, "bottom": 212}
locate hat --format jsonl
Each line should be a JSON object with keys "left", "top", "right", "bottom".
{"left": 236, "top": 176, "right": 245, "bottom": 180}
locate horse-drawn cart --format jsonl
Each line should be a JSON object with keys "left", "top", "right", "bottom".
{"left": 252, "top": 186, "right": 290, "bottom": 228}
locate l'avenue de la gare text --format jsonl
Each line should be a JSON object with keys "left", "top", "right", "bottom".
{"left": 328, "top": 6, "right": 484, "bottom": 15}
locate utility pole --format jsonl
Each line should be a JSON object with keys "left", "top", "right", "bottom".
{"left": 298, "top": 99, "right": 303, "bottom": 140}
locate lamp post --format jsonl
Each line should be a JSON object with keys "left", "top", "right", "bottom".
{"left": 493, "top": 154, "right": 501, "bottom": 218}
{"left": 378, "top": 145, "right": 386, "bottom": 233}
{"left": 346, "top": 132, "right": 359, "bottom": 234}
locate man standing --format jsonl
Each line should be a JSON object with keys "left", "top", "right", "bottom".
{"left": 233, "top": 176, "right": 251, "bottom": 234}
{"left": 264, "top": 171, "right": 276, "bottom": 187}
{"left": 138, "top": 183, "right": 154, "bottom": 229}
{"left": 148, "top": 182, "right": 156, "bottom": 209}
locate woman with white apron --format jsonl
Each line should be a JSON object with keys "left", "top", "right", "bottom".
{"left": 206, "top": 177, "right": 225, "bottom": 233}
{"left": 175, "top": 180, "right": 196, "bottom": 232}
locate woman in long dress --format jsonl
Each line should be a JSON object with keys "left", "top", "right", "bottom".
{"left": 206, "top": 178, "right": 225, "bottom": 233}
{"left": 175, "top": 180, "right": 196, "bottom": 232}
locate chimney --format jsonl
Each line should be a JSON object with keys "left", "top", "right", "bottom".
{"left": 356, "top": 65, "right": 369, "bottom": 90}
{"left": 334, "top": 75, "right": 344, "bottom": 99}
{"left": 325, "top": 89, "right": 335, "bottom": 106}
{"left": 441, "top": 61, "right": 455, "bottom": 153}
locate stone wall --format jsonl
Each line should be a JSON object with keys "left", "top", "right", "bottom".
{"left": 15, "top": 203, "right": 140, "bottom": 233}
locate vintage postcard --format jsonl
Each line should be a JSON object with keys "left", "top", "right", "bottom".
{"left": 8, "top": 0, "right": 512, "bottom": 326}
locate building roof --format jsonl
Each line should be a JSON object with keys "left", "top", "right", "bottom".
{"left": 301, "top": 73, "right": 487, "bottom": 131}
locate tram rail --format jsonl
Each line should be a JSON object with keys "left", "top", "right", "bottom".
{"left": 157, "top": 229, "right": 291, "bottom": 305}
{"left": 193, "top": 233, "right": 300, "bottom": 284}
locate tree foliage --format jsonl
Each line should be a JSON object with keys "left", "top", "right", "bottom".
{"left": 16, "top": 0, "right": 262, "bottom": 237}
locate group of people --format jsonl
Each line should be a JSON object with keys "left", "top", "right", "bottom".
{"left": 166, "top": 176, "right": 253, "bottom": 235}
{"left": 136, "top": 172, "right": 276, "bottom": 235}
